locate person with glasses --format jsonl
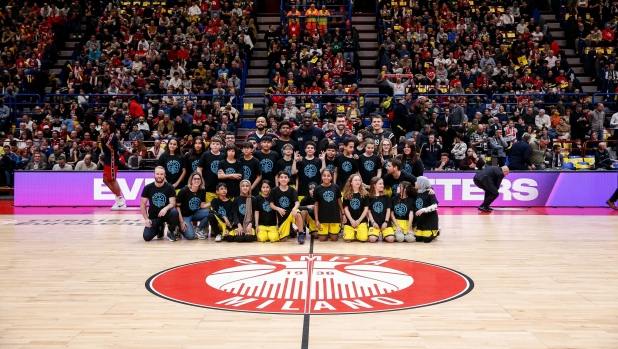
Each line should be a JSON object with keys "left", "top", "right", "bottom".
{"left": 175, "top": 172, "right": 211, "bottom": 240}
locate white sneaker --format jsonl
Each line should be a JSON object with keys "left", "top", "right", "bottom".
{"left": 215, "top": 234, "right": 222, "bottom": 242}
{"left": 196, "top": 229, "right": 206, "bottom": 239}
{"left": 111, "top": 197, "right": 127, "bottom": 211}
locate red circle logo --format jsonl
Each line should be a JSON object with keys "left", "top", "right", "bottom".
{"left": 146, "top": 254, "right": 473, "bottom": 315}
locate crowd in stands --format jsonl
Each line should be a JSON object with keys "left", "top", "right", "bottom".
{"left": 262, "top": 2, "right": 362, "bottom": 120}
{"left": 0, "top": 0, "right": 261, "bottom": 184}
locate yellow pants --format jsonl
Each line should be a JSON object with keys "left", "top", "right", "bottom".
{"left": 206, "top": 192, "right": 218, "bottom": 203}
{"left": 385, "top": 187, "right": 393, "bottom": 196}
{"left": 298, "top": 195, "right": 305, "bottom": 202}
{"left": 306, "top": 215, "right": 318, "bottom": 233}
{"left": 277, "top": 210, "right": 300, "bottom": 239}
{"left": 233, "top": 228, "right": 255, "bottom": 237}
{"left": 343, "top": 223, "right": 369, "bottom": 241}
{"left": 318, "top": 222, "right": 341, "bottom": 236}
{"left": 415, "top": 229, "right": 439, "bottom": 238}
{"left": 392, "top": 219, "right": 410, "bottom": 232}
{"left": 214, "top": 216, "right": 232, "bottom": 235}
{"left": 257, "top": 226, "right": 279, "bottom": 242}
{"left": 369, "top": 226, "right": 395, "bottom": 238}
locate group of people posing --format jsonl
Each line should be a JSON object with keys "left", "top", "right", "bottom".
{"left": 139, "top": 133, "right": 441, "bottom": 245}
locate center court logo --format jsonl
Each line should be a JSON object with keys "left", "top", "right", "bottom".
{"left": 146, "top": 254, "right": 473, "bottom": 315}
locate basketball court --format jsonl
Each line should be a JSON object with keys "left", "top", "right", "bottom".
{"left": 1, "top": 204, "right": 617, "bottom": 349}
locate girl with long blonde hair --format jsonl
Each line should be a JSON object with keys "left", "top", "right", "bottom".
{"left": 342, "top": 174, "right": 370, "bottom": 242}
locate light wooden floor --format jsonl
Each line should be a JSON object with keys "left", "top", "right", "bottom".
{"left": 1, "top": 211, "right": 617, "bottom": 349}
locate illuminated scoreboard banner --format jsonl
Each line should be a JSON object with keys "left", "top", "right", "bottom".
{"left": 14, "top": 171, "right": 617, "bottom": 207}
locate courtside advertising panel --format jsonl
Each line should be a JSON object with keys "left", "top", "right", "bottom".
{"left": 14, "top": 171, "right": 617, "bottom": 207}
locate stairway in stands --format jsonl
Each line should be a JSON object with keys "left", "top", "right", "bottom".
{"left": 240, "top": 12, "right": 380, "bottom": 134}
{"left": 540, "top": 11, "right": 596, "bottom": 94}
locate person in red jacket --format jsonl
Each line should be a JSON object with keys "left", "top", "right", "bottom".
{"left": 129, "top": 97, "right": 145, "bottom": 120}
{"left": 602, "top": 23, "right": 615, "bottom": 46}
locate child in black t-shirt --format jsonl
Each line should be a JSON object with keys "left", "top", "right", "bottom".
{"left": 299, "top": 182, "right": 318, "bottom": 238}
{"left": 208, "top": 183, "right": 237, "bottom": 242}
{"left": 218, "top": 144, "right": 243, "bottom": 198}
{"left": 391, "top": 180, "right": 416, "bottom": 243}
{"left": 342, "top": 174, "right": 370, "bottom": 242}
{"left": 413, "top": 176, "right": 440, "bottom": 243}
{"left": 313, "top": 168, "right": 344, "bottom": 242}
{"left": 367, "top": 177, "right": 394, "bottom": 243}
{"left": 233, "top": 180, "right": 256, "bottom": 242}
{"left": 269, "top": 171, "right": 305, "bottom": 244}
{"left": 255, "top": 180, "right": 279, "bottom": 242}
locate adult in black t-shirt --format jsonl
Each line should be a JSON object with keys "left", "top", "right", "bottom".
{"left": 254, "top": 136, "right": 280, "bottom": 187}
{"left": 157, "top": 138, "right": 186, "bottom": 189}
{"left": 176, "top": 172, "right": 210, "bottom": 240}
{"left": 141, "top": 167, "right": 179, "bottom": 241}
{"left": 272, "top": 121, "right": 299, "bottom": 156}
{"left": 382, "top": 158, "right": 417, "bottom": 196}
{"left": 197, "top": 137, "right": 225, "bottom": 201}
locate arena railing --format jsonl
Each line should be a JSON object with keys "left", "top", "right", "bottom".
{"left": 11, "top": 94, "right": 43, "bottom": 123}
{"left": 43, "top": 93, "right": 137, "bottom": 112}
{"left": 241, "top": 92, "right": 361, "bottom": 118}
{"left": 492, "top": 93, "right": 591, "bottom": 110}
{"left": 591, "top": 93, "right": 618, "bottom": 114}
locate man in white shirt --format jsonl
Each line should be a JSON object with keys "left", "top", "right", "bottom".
{"left": 381, "top": 76, "right": 411, "bottom": 97}
{"left": 545, "top": 50, "right": 558, "bottom": 68}
{"left": 499, "top": 9, "right": 514, "bottom": 28}
{"left": 535, "top": 109, "right": 551, "bottom": 130}
{"left": 52, "top": 155, "right": 73, "bottom": 171}
{"left": 168, "top": 72, "right": 183, "bottom": 89}
{"left": 75, "top": 154, "right": 98, "bottom": 170}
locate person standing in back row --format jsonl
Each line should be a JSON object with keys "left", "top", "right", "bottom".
{"left": 473, "top": 166, "right": 510, "bottom": 212}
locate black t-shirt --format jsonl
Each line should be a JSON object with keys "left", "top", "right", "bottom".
{"left": 269, "top": 186, "right": 299, "bottom": 220}
{"left": 402, "top": 158, "right": 424, "bottom": 178}
{"left": 357, "top": 154, "right": 381, "bottom": 184}
{"left": 254, "top": 150, "right": 280, "bottom": 186}
{"left": 343, "top": 192, "right": 369, "bottom": 222}
{"left": 413, "top": 192, "right": 439, "bottom": 231}
{"left": 275, "top": 157, "right": 296, "bottom": 185}
{"left": 233, "top": 196, "right": 255, "bottom": 226}
{"left": 255, "top": 195, "right": 277, "bottom": 226}
{"left": 176, "top": 186, "right": 206, "bottom": 217}
{"left": 184, "top": 152, "right": 203, "bottom": 184}
{"left": 272, "top": 138, "right": 299, "bottom": 157}
{"left": 383, "top": 171, "right": 417, "bottom": 197}
{"left": 239, "top": 156, "right": 263, "bottom": 195}
{"left": 369, "top": 194, "right": 392, "bottom": 226}
{"left": 141, "top": 182, "right": 177, "bottom": 219}
{"left": 335, "top": 153, "right": 358, "bottom": 189}
{"left": 372, "top": 130, "right": 394, "bottom": 147}
{"left": 157, "top": 154, "right": 185, "bottom": 186}
{"left": 324, "top": 157, "right": 337, "bottom": 174}
{"left": 299, "top": 195, "right": 315, "bottom": 220}
{"left": 391, "top": 196, "right": 415, "bottom": 221}
{"left": 296, "top": 157, "right": 322, "bottom": 196}
{"left": 210, "top": 197, "right": 237, "bottom": 224}
{"left": 218, "top": 159, "right": 243, "bottom": 198}
{"left": 198, "top": 150, "right": 225, "bottom": 192}
{"left": 313, "top": 183, "right": 341, "bottom": 224}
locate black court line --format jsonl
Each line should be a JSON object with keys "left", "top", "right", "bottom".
{"left": 301, "top": 235, "right": 314, "bottom": 349}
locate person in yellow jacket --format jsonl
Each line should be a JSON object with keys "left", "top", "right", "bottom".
{"left": 317, "top": 5, "right": 330, "bottom": 31}
{"left": 286, "top": 6, "right": 301, "bottom": 24}
{"left": 305, "top": 4, "right": 319, "bottom": 34}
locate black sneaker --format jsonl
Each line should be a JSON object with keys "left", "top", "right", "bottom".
{"left": 166, "top": 230, "right": 178, "bottom": 242}
{"left": 298, "top": 232, "right": 306, "bottom": 245}
{"left": 478, "top": 206, "right": 492, "bottom": 213}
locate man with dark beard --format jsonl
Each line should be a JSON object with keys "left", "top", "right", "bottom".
{"left": 292, "top": 114, "right": 325, "bottom": 156}
{"left": 245, "top": 116, "right": 272, "bottom": 150}
{"left": 140, "top": 166, "right": 180, "bottom": 241}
